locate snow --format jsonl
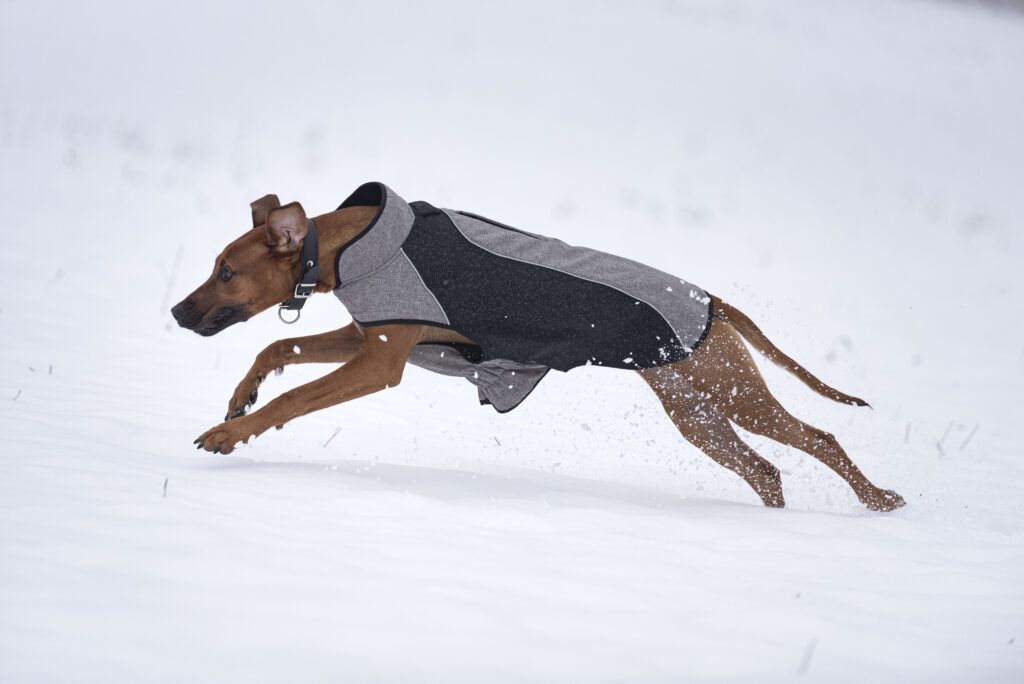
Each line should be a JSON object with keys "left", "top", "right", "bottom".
{"left": 2, "top": 0, "right": 1023, "bottom": 681}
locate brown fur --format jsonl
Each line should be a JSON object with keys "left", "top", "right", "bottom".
{"left": 173, "top": 196, "right": 904, "bottom": 512}
{"left": 638, "top": 309, "right": 904, "bottom": 511}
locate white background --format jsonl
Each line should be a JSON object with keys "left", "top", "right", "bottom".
{"left": 1, "top": 0, "right": 1022, "bottom": 681}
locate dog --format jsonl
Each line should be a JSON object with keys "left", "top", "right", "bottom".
{"left": 172, "top": 182, "right": 905, "bottom": 512}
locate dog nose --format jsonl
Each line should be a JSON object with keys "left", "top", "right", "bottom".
{"left": 171, "top": 299, "right": 198, "bottom": 328}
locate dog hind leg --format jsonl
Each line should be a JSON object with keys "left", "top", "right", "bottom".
{"left": 684, "top": 319, "right": 905, "bottom": 512}
{"left": 639, "top": 366, "right": 786, "bottom": 508}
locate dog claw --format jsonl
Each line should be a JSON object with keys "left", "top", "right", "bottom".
{"left": 196, "top": 444, "right": 203, "bottom": 450}
{"left": 213, "top": 448, "right": 221, "bottom": 454}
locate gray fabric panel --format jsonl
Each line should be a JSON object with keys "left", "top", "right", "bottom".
{"left": 407, "top": 344, "right": 549, "bottom": 413}
{"left": 336, "top": 184, "right": 415, "bottom": 285}
{"left": 443, "top": 210, "right": 711, "bottom": 350}
{"left": 334, "top": 249, "right": 449, "bottom": 325}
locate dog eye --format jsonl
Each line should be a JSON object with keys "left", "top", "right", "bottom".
{"left": 218, "top": 265, "right": 234, "bottom": 283}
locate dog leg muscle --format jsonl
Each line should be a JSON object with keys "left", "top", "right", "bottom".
{"left": 226, "top": 323, "right": 365, "bottom": 419}
{"left": 640, "top": 366, "right": 785, "bottom": 507}
{"left": 199, "top": 324, "right": 423, "bottom": 453}
{"left": 683, "top": 319, "right": 904, "bottom": 511}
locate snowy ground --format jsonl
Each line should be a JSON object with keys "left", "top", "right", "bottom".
{"left": 2, "top": 0, "right": 1023, "bottom": 681}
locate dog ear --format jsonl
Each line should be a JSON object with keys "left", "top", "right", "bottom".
{"left": 250, "top": 194, "right": 281, "bottom": 227}
{"left": 265, "top": 202, "right": 308, "bottom": 254}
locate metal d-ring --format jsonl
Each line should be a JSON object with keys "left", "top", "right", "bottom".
{"left": 278, "top": 306, "right": 301, "bottom": 324}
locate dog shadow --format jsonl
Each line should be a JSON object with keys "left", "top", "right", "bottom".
{"left": 202, "top": 453, "right": 770, "bottom": 515}
{"left": 195, "top": 452, "right": 874, "bottom": 519}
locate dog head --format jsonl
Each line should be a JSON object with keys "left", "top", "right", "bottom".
{"left": 171, "top": 194, "right": 311, "bottom": 336}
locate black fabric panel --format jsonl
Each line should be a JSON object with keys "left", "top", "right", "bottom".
{"left": 424, "top": 342, "right": 484, "bottom": 364}
{"left": 337, "top": 181, "right": 383, "bottom": 209}
{"left": 402, "top": 202, "right": 686, "bottom": 372}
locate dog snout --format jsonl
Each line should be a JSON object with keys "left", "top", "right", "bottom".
{"left": 171, "top": 298, "right": 202, "bottom": 329}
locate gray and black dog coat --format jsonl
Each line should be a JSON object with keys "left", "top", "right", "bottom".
{"left": 333, "top": 182, "right": 713, "bottom": 413}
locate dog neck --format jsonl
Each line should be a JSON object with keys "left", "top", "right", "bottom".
{"left": 308, "top": 205, "right": 381, "bottom": 292}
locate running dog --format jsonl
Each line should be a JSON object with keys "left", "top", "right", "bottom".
{"left": 172, "top": 182, "right": 905, "bottom": 511}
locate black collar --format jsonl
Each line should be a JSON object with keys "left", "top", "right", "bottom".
{"left": 278, "top": 218, "right": 320, "bottom": 323}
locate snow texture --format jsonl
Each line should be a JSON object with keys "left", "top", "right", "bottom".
{"left": 1, "top": 1, "right": 1023, "bottom": 682}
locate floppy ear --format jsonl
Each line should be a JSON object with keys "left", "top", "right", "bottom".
{"left": 265, "top": 202, "right": 308, "bottom": 254}
{"left": 250, "top": 194, "right": 281, "bottom": 227}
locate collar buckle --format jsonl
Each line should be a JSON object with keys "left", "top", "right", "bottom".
{"left": 277, "top": 217, "right": 320, "bottom": 324}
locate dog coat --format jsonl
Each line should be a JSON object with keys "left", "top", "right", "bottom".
{"left": 333, "top": 182, "right": 713, "bottom": 412}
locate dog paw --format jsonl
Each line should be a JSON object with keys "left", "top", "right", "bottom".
{"left": 864, "top": 489, "right": 906, "bottom": 512}
{"left": 195, "top": 418, "right": 255, "bottom": 455}
{"left": 226, "top": 373, "right": 265, "bottom": 421}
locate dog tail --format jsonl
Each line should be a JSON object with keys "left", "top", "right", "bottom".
{"left": 710, "top": 296, "right": 870, "bottom": 407}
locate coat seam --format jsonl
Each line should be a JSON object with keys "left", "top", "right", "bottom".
{"left": 442, "top": 209, "right": 687, "bottom": 354}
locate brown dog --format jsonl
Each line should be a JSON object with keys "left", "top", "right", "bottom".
{"left": 172, "top": 192, "right": 905, "bottom": 512}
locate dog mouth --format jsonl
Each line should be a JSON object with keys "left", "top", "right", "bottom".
{"left": 193, "top": 306, "right": 248, "bottom": 336}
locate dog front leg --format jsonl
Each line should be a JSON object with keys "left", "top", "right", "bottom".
{"left": 199, "top": 324, "right": 422, "bottom": 453}
{"left": 226, "top": 323, "right": 365, "bottom": 420}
